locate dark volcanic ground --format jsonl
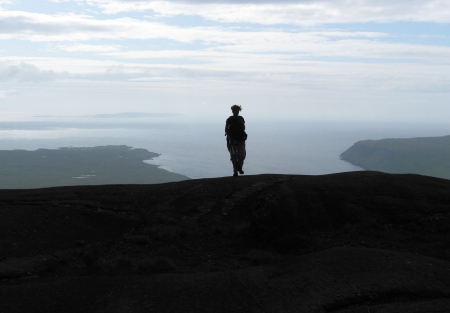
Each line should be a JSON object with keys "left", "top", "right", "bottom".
{"left": 1, "top": 172, "right": 450, "bottom": 312}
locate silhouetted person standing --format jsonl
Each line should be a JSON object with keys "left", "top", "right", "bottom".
{"left": 225, "top": 105, "right": 247, "bottom": 177}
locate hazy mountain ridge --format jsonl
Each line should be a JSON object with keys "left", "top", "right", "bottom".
{"left": 1, "top": 172, "right": 450, "bottom": 312}
{"left": 341, "top": 135, "right": 450, "bottom": 180}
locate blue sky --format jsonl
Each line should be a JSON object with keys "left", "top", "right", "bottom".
{"left": 0, "top": 0, "right": 449, "bottom": 122}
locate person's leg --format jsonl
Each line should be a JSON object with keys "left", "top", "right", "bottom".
{"left": 237, "top": 141, "right": 246, "bottom": 174}
{"left": 229, "top": 144, "right": 239, "bottom": 176}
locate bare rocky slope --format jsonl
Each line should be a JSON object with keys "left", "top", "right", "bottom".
{"left": 1, "top": 172, "right": 450, "bottom": 313}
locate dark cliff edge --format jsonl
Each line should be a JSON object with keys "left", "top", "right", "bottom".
{"left": 341, "top": 135, "right": 450, "bottom": 180}
{"left": 1, "top": 172, "right": 450, "bottom": 312}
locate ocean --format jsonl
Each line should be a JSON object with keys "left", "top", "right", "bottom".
{"left": 0, "top": 116, "right": 448, "bottom": 179}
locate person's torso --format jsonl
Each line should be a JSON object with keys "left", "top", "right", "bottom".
{"left": 227, "top": 116, "right": 245, "bottom": 140}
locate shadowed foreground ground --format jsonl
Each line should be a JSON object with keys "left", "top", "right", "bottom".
{"left": 1, "top": 172, "right": 450, "bottom": 312}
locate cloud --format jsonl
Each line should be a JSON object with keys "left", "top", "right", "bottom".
{"left": 0, "top": 0, "right": 12, "bottom": 6}
{"left": 3, "top": 9, "right": 447, "bottom": 63}
{"left": 1, "top": 7, "right": 448, "bottom": 63}
{"left": 62, "top": 0, "right": 450, "bottom": 25}
{"left": 57, "top": 43, "right": 121, "bottom": 52}
{"left": 130, "top": 0, "right": 313, "bottom": 2}
{"left": 0, "top": 62, "right": 55, "bottom": 82}
{"left": 0, "top": 10, "right": 223, "bottom": 42}
{"left": 0, "top": 9, "right": 387, "bottom": 57}
{"left": 102, "top": 31, "right": 450, "bottom": 63}
{"left": 0, "top": 0, "right": 447, "bottom": 124}
{"left": 2, "top": 42, "right": 449, "bottom": 96}
{"left": 213, "top": 38, "right": 450, "bottom": 63}
{"left": 96, "top": 59, "right": 450, "bottom": 96}
{"left": 0, "top": 89, "right": 17, "bottom": 98}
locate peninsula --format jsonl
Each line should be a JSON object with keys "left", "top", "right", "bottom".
{"left": 0, "top": 145, "right": 189, "bottom": 189}
{"left": 341, "top": 135, "right": 450, "bottom": 180}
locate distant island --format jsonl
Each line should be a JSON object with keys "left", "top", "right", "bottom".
{"left": 341, "top": 135, "right": 450, "bottom": 180}
{"left": 33, "top": 112, "right": 182, "bottom": 118}
{"left": 0, "top": 145, "right": 189, "bottom": 189}
{"left": 89, "top": 112, "right": 182, "bottom": 118}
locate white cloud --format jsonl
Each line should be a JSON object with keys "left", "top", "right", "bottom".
{"left": 4, "top": 9, "right": 447, "bottom": 64}
{"left": 3, "top": 54, "right": 447, "bottom": 97}
{"left": 0, "top": 56, "right": 122, "bottom": 75}
{"left": 212, "top": 37, "right": 450, "bottom": 63}
{"left": 60, "top": 0, "right": 450, "bottom": 25}
{"left": 0, "top": 62, "right": 55, "bottom": 82}
{"left": 57, "top": 43, "right": 121, "bottom": 52}
{"left": 0, "top": 8, "right": 447, "bottom": 63}
{"left": 0, "top": 0, "right": 448, "bottom": 123}
{"left": 0, "top": 0, "right": 13, "bottom": 6}
{"left": 0, "top": 10, "right": 226, "bottom": 42}
{"left": 101, "top": 31, "right": 450, "bottom": 64}
{"left": 0, "top": 89, "right": 17, "bottom": 98}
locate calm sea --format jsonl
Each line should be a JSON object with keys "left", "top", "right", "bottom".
{"left": 0, "top": 117, "right": 448, "bottom": 179}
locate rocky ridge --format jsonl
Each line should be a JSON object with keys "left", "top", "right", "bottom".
{"left": 1, "top": 172, "right": 450, "bottom": 312}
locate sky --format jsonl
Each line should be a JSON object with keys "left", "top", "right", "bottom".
{"left": 0, "top": 0, "right": 449, "bottom": 122}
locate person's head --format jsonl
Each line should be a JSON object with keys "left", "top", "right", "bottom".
{"left": 231, "top": 104, "right": 242, "bottom": 116}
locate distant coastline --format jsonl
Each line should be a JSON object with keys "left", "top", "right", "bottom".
{"left": 341, "top": 135, "right": 450, "bottom": 180}
{"left": 0, "top": 145, "right": 189, "bottom": 189}
{"left": 89, "top": 112, "right": 182, "bottom": 118}
{"left": 33, "top": 112, "right": 182, "bottom": 118}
